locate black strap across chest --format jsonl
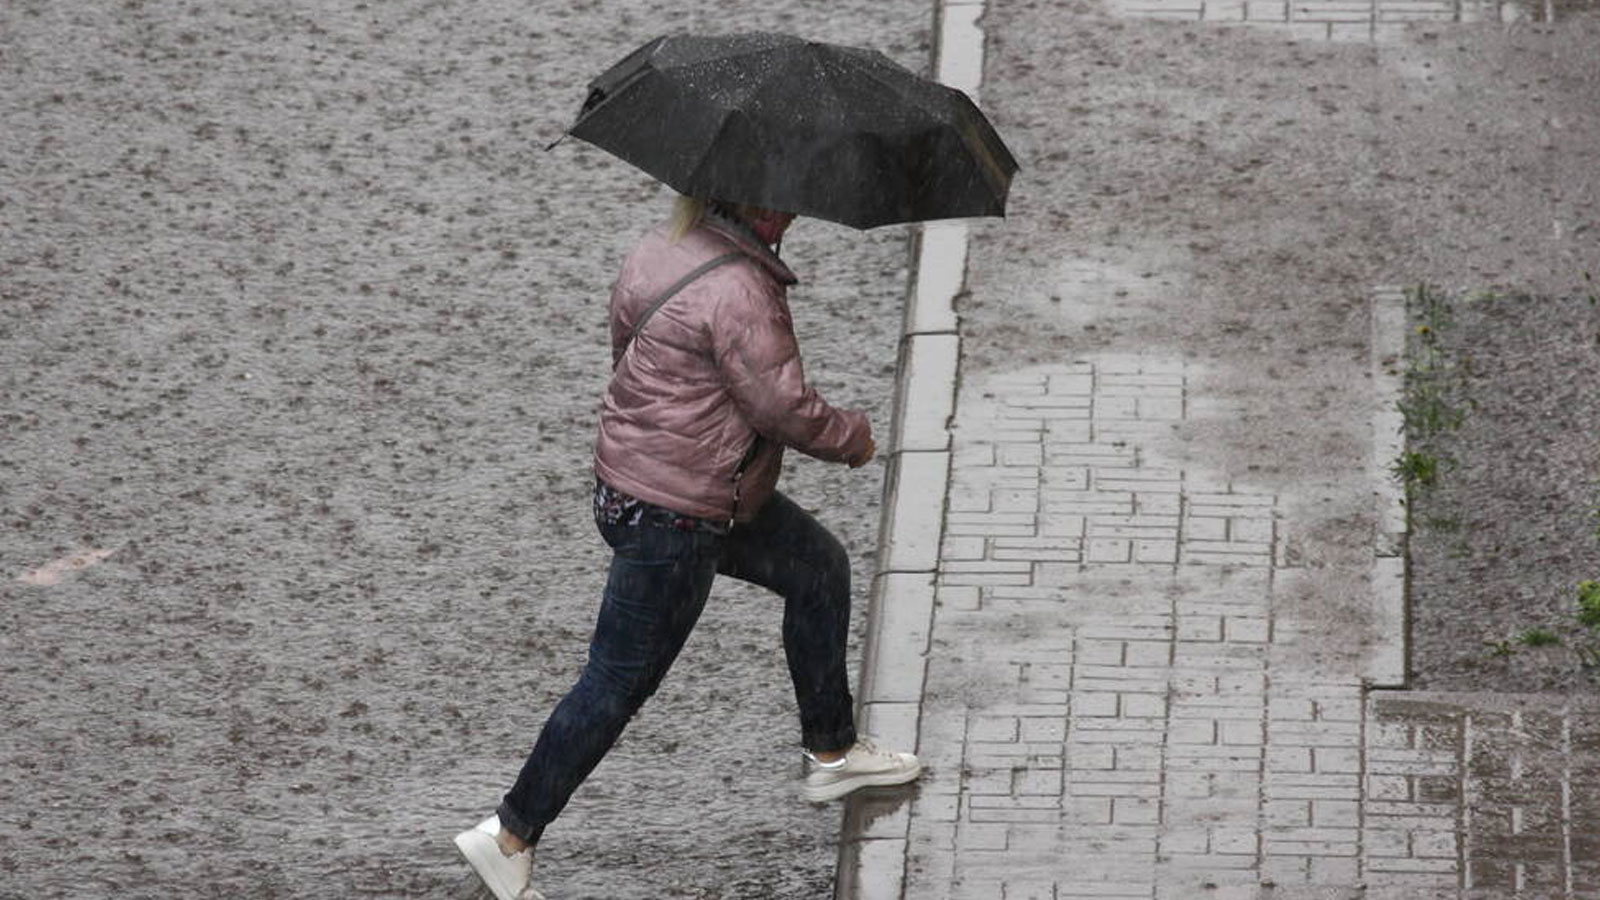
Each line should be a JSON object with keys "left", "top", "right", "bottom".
{"left": 616, "top": 251, "right": 743, "bottom": 370}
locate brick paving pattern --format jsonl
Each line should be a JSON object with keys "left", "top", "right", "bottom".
{"left": 1365, "top": 695, "right": 1600, "bottom": 899}
{"left": 1103, "top": 0, "right": 1590, "bottom": 41}
{"left": 879, "top": 357, "right": 1600, "bottom": 900}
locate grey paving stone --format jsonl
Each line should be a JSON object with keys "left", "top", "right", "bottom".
{"left": 849, "top": 259, "right": 1600, "bottom": 900}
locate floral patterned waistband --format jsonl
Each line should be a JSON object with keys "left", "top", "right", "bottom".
{"left": 593, "top": 479, "right": 731, "bottom": 535}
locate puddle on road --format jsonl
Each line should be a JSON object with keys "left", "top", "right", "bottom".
{"left": 1105, "top": 0, "right": 1598, "bottom": 40}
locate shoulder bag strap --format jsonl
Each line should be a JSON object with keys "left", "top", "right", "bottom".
{"left": 616, "top": 251, "right": 743, "bottom": 370}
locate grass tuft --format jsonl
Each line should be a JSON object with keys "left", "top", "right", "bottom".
{"left": 1517, "top": 627, "right": 1560, "bottom": 647}
{"left": 1578, "top": 581, "right": 1600, "bottom": 630}
{"left": 1392, "top": 451, "right": 1441, "bottom": 496}
{"left": 1395, "top": 284, "right": 1468, "bottom": 504}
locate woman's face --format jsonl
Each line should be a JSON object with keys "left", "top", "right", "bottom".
{"left": 751, "top": 209, "right": 796, "bottom": 245}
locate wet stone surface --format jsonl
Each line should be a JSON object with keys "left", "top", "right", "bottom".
{"left": 0, "top": 1, "right": 931, "bottom": 898}
{"left": 1367, "top": 693, "right": 1600, "bottom": 898}
{"left": 855, "top": 345, "right": 1600, "bottom": 898}
{"left": 839, "top": 0, "right": 1600, "bottom": 895}
{"left": 1104, "top": 0, "right": 1600, "bottom": 40}
{"left": 1403, "top": 289, "right": 1600, "bottom": 693}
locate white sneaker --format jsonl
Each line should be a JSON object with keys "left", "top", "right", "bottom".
{"left": 802, "top": 737, "right": 922, "bottom": 802}
{"left": 453, "top": 815, "right": 544, "bottom": 900}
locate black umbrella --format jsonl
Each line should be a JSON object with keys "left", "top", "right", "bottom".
{"left": 556, "top": 32, "right": 1018, "bottom": 229}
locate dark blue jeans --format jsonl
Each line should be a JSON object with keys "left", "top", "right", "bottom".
{"left": 495, "top": 491, "right": 858, "bottom": 844}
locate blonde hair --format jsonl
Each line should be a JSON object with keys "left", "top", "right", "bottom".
{"left": 669, "top": 195, "right": 775, "bottom": 242}
{"left": 669, "top": 195, "right": 707, "bottom": 242}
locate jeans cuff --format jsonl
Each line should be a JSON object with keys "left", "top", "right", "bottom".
{"left": 803, "top": 724, "right": 858, "bottom": 755}
{"left": 494, "top": 799, "right": 546, "bottom": 847}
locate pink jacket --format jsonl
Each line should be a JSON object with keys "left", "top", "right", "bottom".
{"left": 593, "top": 213, "right": 872, "bottom": 524}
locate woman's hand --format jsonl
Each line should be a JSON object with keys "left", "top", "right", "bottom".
{"left": 849, "top": 437, "right": 876, "bottom": 468}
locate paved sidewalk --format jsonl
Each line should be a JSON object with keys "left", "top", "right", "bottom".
{"left": 844, "top": 350, "right": 1600, "bottom": 898}
{"left": 1102, "top": 0, "right": 1544, "bottom": 42}
{"left": 833, "top": 2, "right": 1600, "bottom": 897}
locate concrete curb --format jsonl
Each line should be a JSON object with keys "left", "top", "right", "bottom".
{"left": 834, "top": 2, "right": 990, "bottom": 898}
{"left": 1369, "top": 285, "right": 1409, "bottom": 688}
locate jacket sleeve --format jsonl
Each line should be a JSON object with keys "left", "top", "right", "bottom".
{"left": 709, "top": 276, "right": 872, "bottom": 464}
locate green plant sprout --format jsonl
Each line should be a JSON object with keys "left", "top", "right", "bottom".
{"left": 1422, "top": 515, "right": 1461, "bottom": 533}
{"left": 1396, "top": 391, "right": 1465, "bottom": 437}
{"left": 1578, "top": 581, "right": 1600, "bottom": 630}
{"left": 1394, "top": 284, "right": 1467, "bottom": 503}
{"left": 1392, "top": 451, "right": 1441, "bottom": 495}
{"left": 1516, "top": 627, "right": 1560, "bottom": 647}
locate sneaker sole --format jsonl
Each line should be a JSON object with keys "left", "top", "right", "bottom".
{"left": 453, "top": 829, "right": 539, "bottom": 900}
{"left": 802, "top": 762, "right": 923, "bottom": 803}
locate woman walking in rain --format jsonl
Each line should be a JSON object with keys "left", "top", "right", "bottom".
{"left": 453, "top": 195, "right": 922, "bottom": 900}
{"left": 453, "top": 31, "right": 1015, "bottom": 899}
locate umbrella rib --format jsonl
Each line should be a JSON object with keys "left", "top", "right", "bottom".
{"left": 684, "top": 108, "right": 739, "bottom": 201}
{"left": 668, "top": 41, "right": 812, "bottom": 112}
{"left": 848, "top": 58, "right": 952, "bottom": 123}
{"left": 849, "top": 61, "right": 1020, "bottom": 183}
{"left": 655, "top": 35, "right": 807, "bottom": 76}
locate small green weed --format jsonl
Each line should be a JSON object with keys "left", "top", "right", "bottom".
{"left": 1393, "top": 451, "right": 1441, "bottom": 495}
{"left": 1396, "top": 284, "right": 1466, "bottom": 500}
{"left": 1411, "top": 283, "right": 1454, "bottom": 335}
{"left": 1484, "top": 639, "right": 1515, "bottom": 658}
{"left": 1396, "top": 389, "right": 1466, "bottom": 437}
{"left": 1578, "top": 581, "right": 1600, "bottom": 630}
{"left": 1517, "top": 627, "right": 1560, "bottom": 647}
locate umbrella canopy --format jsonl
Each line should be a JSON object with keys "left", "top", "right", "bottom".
{"left": 559, "top": 32, "right": 1019, "bottom": 229}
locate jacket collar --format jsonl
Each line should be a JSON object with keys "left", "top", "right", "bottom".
{"left": 700, "top": 208, "right": 799, "bottom": 286}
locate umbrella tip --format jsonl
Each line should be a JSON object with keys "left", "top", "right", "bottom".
{"left": 544, "top": 133, "right": 569, "bottom": 152}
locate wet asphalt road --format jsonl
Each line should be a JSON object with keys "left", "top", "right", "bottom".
{"left": 0, "top": 2, "right": 930, "bottom": 897}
